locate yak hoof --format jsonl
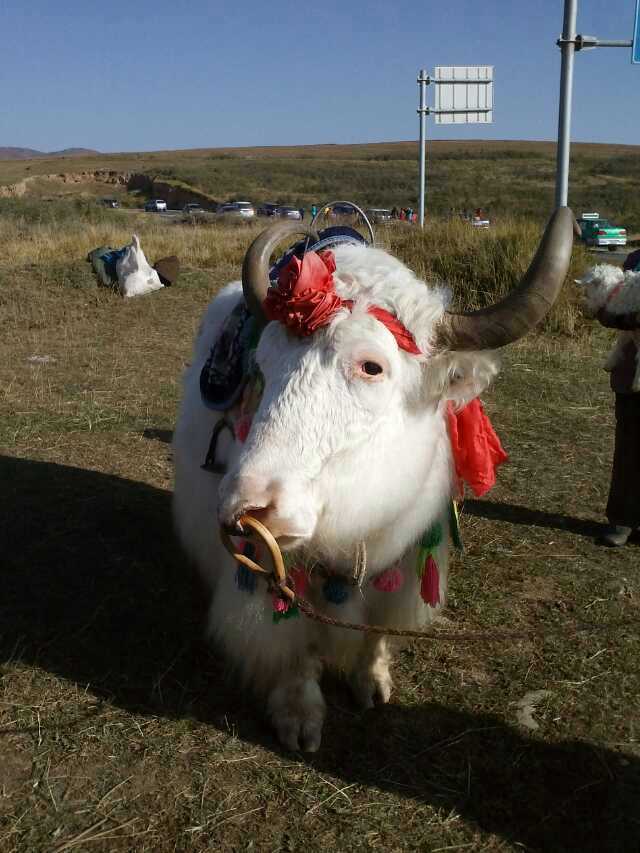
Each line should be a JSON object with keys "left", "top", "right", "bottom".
{"left": 350, "top": 663, "right": 393, "bottom": 710}
{"left": 267, "top": 677, "right": 326, "bottom": 752}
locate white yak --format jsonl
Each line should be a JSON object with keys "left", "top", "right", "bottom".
{"left": 173, "top": 210, "right": 573, "bottom": 751}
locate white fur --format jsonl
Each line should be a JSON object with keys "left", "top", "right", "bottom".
{"left": 576, "top": 264, "right": 640, "bottom": 389}
{"left": 173, "top": 242, "right": 499, "bottom": 751}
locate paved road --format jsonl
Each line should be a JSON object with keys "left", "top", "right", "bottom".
{"left": 587, "top": 245, "right": 636, "bottom": 266}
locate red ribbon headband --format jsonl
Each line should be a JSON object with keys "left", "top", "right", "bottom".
{"left": 264, "top": 250, "right": 421, "bottom": 355}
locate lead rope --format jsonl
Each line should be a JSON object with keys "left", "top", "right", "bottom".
{"left": 220, "top": 515, "right": 637, "bottom": 643}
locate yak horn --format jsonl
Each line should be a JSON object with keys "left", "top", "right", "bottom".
{"left": 440, "top": 207, "right": 575, "bottom": 351}
{"left": 242, "top": 222, "right": 319, "bottom": 327}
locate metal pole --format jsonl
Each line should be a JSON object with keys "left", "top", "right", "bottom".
{"left": 555, "top": 0, "right": 578, "bottom": 208}
{"left": 418, "top": 69, "right": 428, "bottom": 227}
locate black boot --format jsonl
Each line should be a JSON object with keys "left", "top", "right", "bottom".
{"left": 596, "top": 525, "right": 633, "bottom": 547}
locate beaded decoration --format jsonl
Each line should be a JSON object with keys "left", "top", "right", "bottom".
{"left": 235, "top": 501, "right": 463, "bottom": 619}
{"left": 372, "top": 565, "right": 404, "bottom": 592}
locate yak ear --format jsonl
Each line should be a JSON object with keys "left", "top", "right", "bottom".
{"left": 444, "top": 351, "right": 500, "bottom": 409}
{"left": 421, "top": 351, "right": 500, "bottom": 410}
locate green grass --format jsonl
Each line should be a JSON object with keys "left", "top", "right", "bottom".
{"left": 1, "top": 198, "right": 639, "bottom": 852}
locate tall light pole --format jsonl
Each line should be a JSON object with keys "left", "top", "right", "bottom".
{"left": 555, "top": 0, "right": 578, "bottom": 208}
{"left": 554, "top": 0, "right": 634, "bottom": 208}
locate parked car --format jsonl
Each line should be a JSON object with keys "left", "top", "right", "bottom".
{"left": 144, "top": 199, "right": 167, "bottom": 212}
{"left": 366, "top": 208, "right": 392, "bottom": 224}
{"left": 275, "top": 206, "right": 302, "bottom": 220}
{"left": 183, "top": 202, "right": 204, "bottom": 215}
{"left": 329, "top": 203, "right": 357, "bottom": 218}
{"left": 257, "top": 203, "right": 279, "bottom": 217}
{"left": 100, "top": 198, "right": 119, "bottom": 209}
{"left": 217, "top": 201, "right": 256, "bottom": 220}
{"left": 576, "top": 212, "right": 627, "bottom": 251}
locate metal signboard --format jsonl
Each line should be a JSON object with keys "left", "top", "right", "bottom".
{"left": 433, "top": 65, "right": 493, "bottom": 124}
{"left": 633, "top": 0, "right": 640, "bottom": 63}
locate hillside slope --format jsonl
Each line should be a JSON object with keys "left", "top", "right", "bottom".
{"left": 0, "top": 147, "right": 99, "bottom": 160}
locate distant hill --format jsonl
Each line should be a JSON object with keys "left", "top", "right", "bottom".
{"left": 0, "top": 147, "right": 99, "bottom": 160}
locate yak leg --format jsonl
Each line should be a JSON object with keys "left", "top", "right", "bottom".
{"left": 267, "top": 656, "right": 325, "bottom": 752}
{"left": 349, "top": 636, "right": 393, "bottom": 709}
{"left": 207, "top": 564, "right": 326, "bottom": 752}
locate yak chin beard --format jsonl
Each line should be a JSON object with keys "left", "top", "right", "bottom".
{"left": 298, "top": 503, "right": 414, "bottom": 576}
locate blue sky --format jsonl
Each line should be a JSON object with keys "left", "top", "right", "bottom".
{"left": 1, "top": 0, "right": 638, "bottom": 152}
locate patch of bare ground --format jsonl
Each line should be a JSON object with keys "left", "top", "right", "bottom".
{"left": 0, "top": 211, "right": 638, "bottom": 852}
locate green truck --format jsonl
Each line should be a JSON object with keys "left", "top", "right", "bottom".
{"left": 576, "top": 212, "right": 627, "bottom": 251}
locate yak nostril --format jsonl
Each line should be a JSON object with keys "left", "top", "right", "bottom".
{"left": 222, "top": 506, "right": 273, "bottom": 535}
{"left": 222, "top": 518, "right": 245, "bottom": 536}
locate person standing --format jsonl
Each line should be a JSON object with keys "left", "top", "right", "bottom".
{"left": 310, "top": 204, "right": 318, "bottom": 219}
{"left": 596, "top": 249, "right": 640, "bottom": 546}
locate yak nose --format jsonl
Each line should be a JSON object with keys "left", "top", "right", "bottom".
{"left": 218, "top": 474, "right": 316, "bottom": 542}
{"left": 219, "top": 475, "right": 272, "bottom": 529}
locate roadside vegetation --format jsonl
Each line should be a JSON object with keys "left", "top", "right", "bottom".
{"left": 1, "top": 164, "right": 638, "bottom": 851}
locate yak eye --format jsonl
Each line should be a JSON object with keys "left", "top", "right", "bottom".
{"left": 362, "top": 361, "right": 383, "bottom": 376}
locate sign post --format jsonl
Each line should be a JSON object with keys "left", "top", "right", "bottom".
{"left": 418, "top": 70, "right": 428, "bottom": 229}
{"left": 417, "top": 66, "right": 494, "bottom": 227}
{"left": 555, "top": 0, "right": 635, "bottom": 207}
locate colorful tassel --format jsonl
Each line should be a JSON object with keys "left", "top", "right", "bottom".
{"left": 420, "top": 521, "right": 443, "bottom": 552}
{"left": 415, "top": 519, "right": 444, "bottom": 608}
{"left": 420, "top": 555, "right": 440, "bottom": 606}
{"left": 373, "top": 565, "right": 404, "bottom": 592}
{"left": 273, "top": 602, "right": 300, "bottom": 625}
{"left": 289, "top": 566, "right": 308, "bottom": 597}
{"left": 271, "top": 590, "right": 300, "bottom": 623}
{"left": 235, "top": 542, "right": 257, "bottom": 593}
{"left": 235, "top": 563, "right": 256, "bottom": 593}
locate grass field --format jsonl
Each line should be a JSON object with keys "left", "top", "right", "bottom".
{"left": 1, "top": 139, "right": 639, "bottom": 231}
{"left": 1, "top": 188, "right": 639, "bottom": 852}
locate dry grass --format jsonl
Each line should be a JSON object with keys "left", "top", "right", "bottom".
{"left": 1, "top": 204, "right": 639, "bottom": 852}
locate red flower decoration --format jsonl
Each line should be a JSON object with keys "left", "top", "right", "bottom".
{"left": 264, "top": 250, "right": 343, "bottom": 336}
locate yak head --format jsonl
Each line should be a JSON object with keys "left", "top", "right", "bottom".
{"left": 219, "top": 212, "right": 573, "bottom": 570}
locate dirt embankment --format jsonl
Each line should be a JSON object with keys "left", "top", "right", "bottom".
{"left": 0, "top": 170, "right": 130, "bottom": 198}
{"left": 127, "top": 174, "right": 218, "bottom": 209}
{"left": 0, "top": 170, "right": 218, "bottom": 209}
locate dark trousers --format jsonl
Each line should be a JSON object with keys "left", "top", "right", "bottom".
{"left": 607, "top": 393, "right": 640, "bottom": 528}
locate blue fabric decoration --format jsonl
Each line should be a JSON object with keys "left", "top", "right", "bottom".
{"left": 269, "top": 226, "right": 368, "bottom": 284}
{"left": 322, "top": 576, "right": 350, "bottom": 605}
{"left": 200, "top": 301, "right": 258, "bottom": 412}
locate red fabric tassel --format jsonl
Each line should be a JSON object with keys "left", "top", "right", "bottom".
{"left": 447, "top": 398, "right": 508, "bottom": 498}
{"left": 420, "top": 555, "right": 440, "bottom": 607}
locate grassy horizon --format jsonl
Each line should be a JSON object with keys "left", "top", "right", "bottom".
{"left": 1, "top": 138, "right": 639, "bottom": 231}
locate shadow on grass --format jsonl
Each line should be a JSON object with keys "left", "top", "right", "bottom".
{"left": 142, "top": 427, "right": 173, "bottom": 444}
{"left": 1, "top": 455, "right": 638, "bottom": 852}
{"left": 463, "top": 498, "right": 610, "bottom": 539}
